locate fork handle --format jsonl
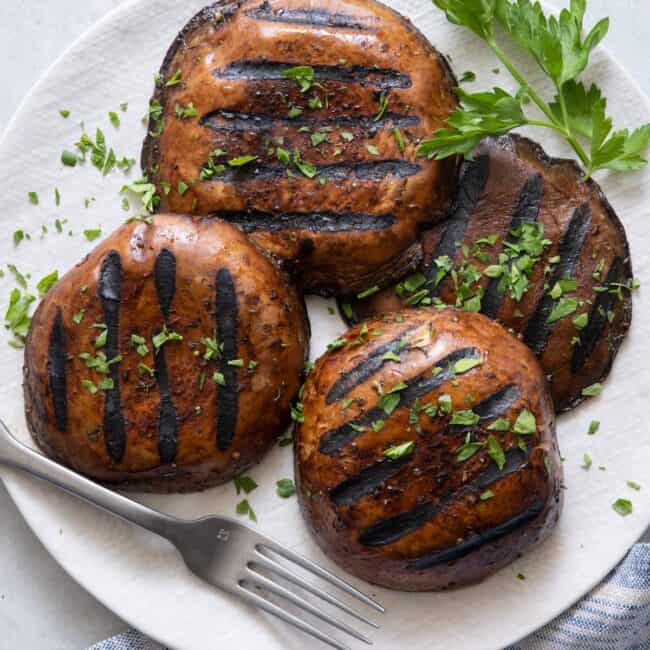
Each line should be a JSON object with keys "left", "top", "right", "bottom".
{"left": 0, "top": 419, "right": 180, "bottom": 540}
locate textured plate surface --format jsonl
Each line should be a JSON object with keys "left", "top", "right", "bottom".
{"left": 0, "top": 1, "right": 648, "bottom": 649}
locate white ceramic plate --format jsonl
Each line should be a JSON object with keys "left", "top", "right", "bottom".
{"left": 1, "top": 1, "right": 649, "bottom": 648}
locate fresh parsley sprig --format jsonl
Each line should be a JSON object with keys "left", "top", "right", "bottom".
{"left": 421, "top": 0, "right": 650, "bottom": 177}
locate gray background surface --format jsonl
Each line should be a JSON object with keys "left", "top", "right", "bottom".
{"left": 0, "top": 1, "right": 649, "bottom": 648}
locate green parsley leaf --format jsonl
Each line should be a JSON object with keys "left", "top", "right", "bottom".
{"left": 36, "top": 271, "right": 58, "bottom": 297}
{"left": 547, "top": 297, "right": 578, "bottom": 323}
{"left": 59, "top": 109, "right": 70, "bottom": 118}
{"left": 454, "top": 357, "right": 483, "bottom": 374}
{"left": 152, "top": 324, "right": 183, "bottom": 350}
{"left": 228, "top": 155, "right": 258, "bottom": 167}
{"left": 612, "top": 498, "right": 633, "bottom": 517}
{"left": 582, "top": 383, "right": 603, "bottom": 397}
{"left": 480, "top": 489, "right": 495, "bottom": 500}
{"left": 61, "top": 150, "right": 78, "bottom": 166}
{"left": 282, "top": 66, "right": 317, "bottom": 92}
{"left": 213, "top": 372, "right": 226, "bottom": 386}
{"left": 82, "top": 379, "right": 98, "bottom": 394}
{"left": 456, "top": 438, "right": 483, "bottom": 462}
{"left": 276, "top": 478, "right": 296, "bottom": 498}
{"left": 375, "top": 92, "right": 389, "bottom": 121}
{"left": 582, "top": 453, "right": 592, "bottom": 470}
{"left": 165, "top": 70, "right": 183, "bottom": 87}
{"left": 486, "top": 434, "right": 505, "bottom": 470}
{"left": 573, "top": 312, "right": 589, "bottom": 330}
{"left": 234, "top": 474, "right": 258, "bottom": 495}
{"left": 513, "top": 409, "right": 537, "bottom": 435}
{"left": 109, "top": 111, "right": 120, "bottom": 128}
{"left": 5, "top": 288, "right": 35, "bottom": 344}
{"left": 588, "top": 420, "right": 600, "bottom": 435}
{"left": 366, "top": 144, "right": 380, "bottom": 156}
{"left": 236, "top": 499, "right": 257, "bottom": 522}
{"left": 488, "top": 418, "right": 510, "bottom": 431}
{"left": 293, "top": 150, "right": 318, "bottom": 178}
{"left": 450, "top": 409, "right": 480, "bottom": 426}
{"left": 382, "top": 441, "right": 415, "bottom": 460}
{"left": 28, "top": 191, "right": 39, "bottom": 205}
{"left": 174, "top": 102, "right": 198, "bottom": 119}
{"left": 459, "top": 71, "right": 476, "bottom": 83}
{"left": 73, "top": 309, "right": 85, "bottom": 324}
{"left": 357, "top": 286, "right": 379, "bottom": 300}
{"left": 627, "top": 481, "right": 641, "bottom": 491}
{"left": 84, "top": 228, "right": 101, "bottom": 242}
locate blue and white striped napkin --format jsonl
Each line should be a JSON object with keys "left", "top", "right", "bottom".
{"left": 88, "top": 544, "right": 650, "bottom": 650}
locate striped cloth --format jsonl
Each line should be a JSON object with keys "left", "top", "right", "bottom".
{"left": 89, "top": 544, "right": 650, "bottom": 650}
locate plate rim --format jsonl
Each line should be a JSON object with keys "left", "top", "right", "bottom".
{"left": 1, "top": 1, "right": 650, "bottom": 649}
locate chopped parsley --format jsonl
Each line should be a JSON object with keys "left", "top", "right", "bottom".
{"left": 152, "top": 324, "right": 183, "bottom": 350}
{"left": 588, "top": 420, "right": 600, "bottom": 435}
{"left": 282, "top": 66, "right": 318, "bottom": 92}
{"left": 165, "top": 70, "right": 183, "bottom": 87}
{"left": 109, "top": 111, "right": 120, "bottom": 128}
{"left": 393, "top": 128, "right": 406, "bottom": 153}
{"left": 375, "top": 92, "right": 389, "bottom": 121}
{"left": 84, "top": 228, "right": 102, "bottom": 242}
{"left": 28, "top": 192, "right": 39, "bottom": 205}
{"left": 175, "top": 102, "right": 198, "bottom": 119}
{"left": 486, "top": 435, "right": 505, "bottom": 470}
{"left": 612, "top": 498, "right": 633, "bottom": 517}
{"left": 36, "top": 271, "right": 58, "bottom": 297}
{"left": 450, "top": 409, "right": 479, "bottom": 426}
{"left": 228, "top": 155, "right": 258, "bottom": 167}
{"left": 454, "top": 357, "right": 483, "bottom": 374}
{"left": 276, "top": 478, "right": 296, "bottom": 498}
{"left": 234, "top": 474, "right": 258, "bottom": 495}
{"left": 513, "top": 409, "right": 537, "bottom": 435}
{"left": 236, "top": 499, "right": 257, "bottom": 523}
{"left": 383, "top": 441, "right": 415, "bottom": 460}
{"left": 582, "top": 383, "right": 603, "bottom": 397}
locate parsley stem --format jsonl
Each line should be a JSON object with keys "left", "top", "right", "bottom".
{"left": 488, "top": 39, "right": 592, "bottom": 170}
{"left": 487, "top": 39, "right": 556, "bottom": 124}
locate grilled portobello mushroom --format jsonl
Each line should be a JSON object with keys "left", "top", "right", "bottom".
{"left": 341, "top": 135, "right": 634, "bottom": 412}
{"left": 23, "top": 214, "right": 309, "bottom": 492}
{"left": 296, "top": 308, "right": 562, "bottom": 591}
{"left": 141, "top": 0, "right": 458, "bottom": 296}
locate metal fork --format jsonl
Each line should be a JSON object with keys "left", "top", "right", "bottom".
{"left": 0, "top": 420, "right": 383, "bottom": 649}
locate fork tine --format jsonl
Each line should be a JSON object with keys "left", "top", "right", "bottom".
{"left": 242, "top": 572, "right": 373, "bottom": 645}
{"left": 236, "top": 582, "right": 351, "bottom": 650}
{"left": 251, "top": 553, "right": 379, "bottom": 628}
{"left": 258, "top": 543, "right": 385, "bottom": 612}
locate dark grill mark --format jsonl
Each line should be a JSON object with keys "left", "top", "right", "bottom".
{"left": 246, "top": 3, "right": 377, "bottom": 30}
{"left": 325, "top": 324, "right": 423, "bottom": 404}
{"left": 319, "top": 347, "right": 481, "bottom": 455}
{"left": 481, "top": 173, "right": 545, "bottom": 318}
{"left": 99, "top": 251, "right": 125, "bottom": 464}
{"left": 213, "top": 210, "right": 397, "bottom": 234}
{"left": 154, "top": 249, "right": 178, "bottom": 464}
{"left": 524, "top": 204, "right": 592, "bottom": 356}
{"left": 407, "top": 500, "right": 545, "bottom": 569}
{"left": 216, "top": 268, "right": 239, "bottom": 451}
{"left": 330, "top": 455, "right": 412, "bottom": 506}
{"left": 424, "top": 155, "right": 490, "bottom": 294}
{"left": 359, "top": 448, "right": 528, "bottom": 547}
{"left": 155, "top": 351, "right": 177, "bottom": 464}
{"left": 473, "top": 383, "right": 522, "bottom": 421}
{"left": 48, "top": 309, "right": 67, "bottom": 432}
{"left": 154, "top": 249, "right": 176, "bottom": 320}
{"left": 213, "top": 61, "right": 412, "bottom": 90}
{"left": 572, "top": 256, "right": 624, "bottom": 372}
{"left": 200, "top": 109, "right": 419, "bottom": 133}
{"left": 205, "top": 159, "right": 420, "bottom": 184}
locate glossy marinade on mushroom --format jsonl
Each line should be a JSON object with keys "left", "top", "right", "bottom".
{"left": 24, "top": 214, "right": 309, "bottom": 492}
{"left": 342, "top": 135, "right": 634, "bottom": 411}
{"left": 141, "top": 0, "right": 459, "bottom": 296}
{"left": 296, "top": 308, "right": 563, "bottom": 591}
